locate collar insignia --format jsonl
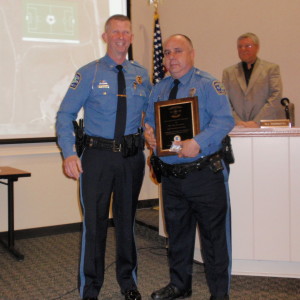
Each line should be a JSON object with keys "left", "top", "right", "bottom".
{"left": 136, "top": 76, "right": 143, "bottom": 84}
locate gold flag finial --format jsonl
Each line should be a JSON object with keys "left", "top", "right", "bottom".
{"left": 153, "top": 0, "right": 159, "bottom": 16}
{"left": 149, "top": 0, "right": 159, "bottom": 14}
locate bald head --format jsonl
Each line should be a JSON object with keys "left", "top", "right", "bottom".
{"left": 163, "top": 34, "right": 195, "bottom": 79}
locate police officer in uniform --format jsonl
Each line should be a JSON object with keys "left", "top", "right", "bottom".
{"left": 144, "top": 34, "right": 234, "bottom": 300}
{"left": 56, "top": 15, "right": 151, "bottom": 300}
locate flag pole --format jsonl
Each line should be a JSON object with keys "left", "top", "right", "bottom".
{"left": 152, "top": 0, "right": 164, "bottom": 84}
{"left": 153, "top": 0, "right": 158, "bottom": 13}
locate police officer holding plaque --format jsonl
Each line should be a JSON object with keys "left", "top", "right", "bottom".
{"left": 144, "top": 34, "right": 235, "bottom": 300}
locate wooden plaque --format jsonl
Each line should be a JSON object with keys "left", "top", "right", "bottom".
{"left": 154, "top": 96, "right": 200, "bottom": 156}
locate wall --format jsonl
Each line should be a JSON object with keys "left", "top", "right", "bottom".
{"left": 131, "top": 0, "right": 300, "bottom": 126}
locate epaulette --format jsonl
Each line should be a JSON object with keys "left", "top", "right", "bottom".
{"left": 160, "top": 74, "right": 172, "bottom": 82}
{"left": 81, "top": 59, "right": 100, "bottom": 71}
{"left": 194, "top": 68, "right": 214, "bottom": 82}
{"left": 130, "top": 60, "right": 144, "bottom": 69}
{"left": 195, "top": 69, "right": 202, "bottom": 76}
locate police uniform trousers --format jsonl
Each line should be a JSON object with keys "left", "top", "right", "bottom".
{"left": 78, "top": 147, "right": 145, "bottom": 299}
{"left": 161, "top": 161, "right": 232, "bottom": 298}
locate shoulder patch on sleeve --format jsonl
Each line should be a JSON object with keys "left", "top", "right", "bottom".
{"left": 212, "top": 80, "right": 226, "bottom": 95}
{"left": 70, "top": 73, "right": 81, "bottom": 89}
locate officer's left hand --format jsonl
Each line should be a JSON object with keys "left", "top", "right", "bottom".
{"left": 175, "top": 138, "right": 200, "bottom": 158}
{"left": 144, "top": 123, "right": 157, "bottom": 150}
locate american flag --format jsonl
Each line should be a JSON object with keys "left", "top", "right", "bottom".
{"left": 152, "top": 13, "right": 164, "bottom": 84}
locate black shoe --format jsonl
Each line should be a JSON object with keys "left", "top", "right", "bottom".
{"left": 210, "top": 295, "right": 229, "bottom": 300}
{"left": 123, "top": 289, "right": 142, "bottom": 300}
{"left": 151, "top": 284, "right": 192, "bottom": 299}
{"left": 82, "top": 298, "right": 98, "bottom": 300}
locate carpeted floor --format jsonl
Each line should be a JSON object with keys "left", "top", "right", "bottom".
{"left": 0, "top": 208, "right": 299, "bottom": 300}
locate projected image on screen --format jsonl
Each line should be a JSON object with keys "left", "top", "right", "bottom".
{"left": 23, "top": 0, "right": 79, "bottom": 43}
{"left": 0, "top": 0, "right": 127, "bottom": 141}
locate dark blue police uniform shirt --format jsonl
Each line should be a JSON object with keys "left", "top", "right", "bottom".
{"left": 145, "top": 67, "right": 234, "bottom": 164}
{"left": 56, "top": 54, "right": 151, "bottom": 158}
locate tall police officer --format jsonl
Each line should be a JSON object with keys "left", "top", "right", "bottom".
{"left": 56, "top": 15, "right": 151, "bottom": 300}
{"left": 144, "top": 34, "right": 235, "bottom": 300}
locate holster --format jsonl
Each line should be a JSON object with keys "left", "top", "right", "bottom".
{"left": 221, "top": 135, "right": 235, "bottom": 164}
{"left": 72, "top": 119, "right": 85, "bottom": 157}
{"left": 150, "top": 154, "right": 163, "bottom": 183}
{"left": 121, "top": 129, "right": 145, "bottom": 158}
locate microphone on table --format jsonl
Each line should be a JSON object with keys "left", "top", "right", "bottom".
{"left": 281, "top": 97, "right": 290, "bottom": 107}
{"left": 280, "top": 97, "right": 290, "bottom": 121}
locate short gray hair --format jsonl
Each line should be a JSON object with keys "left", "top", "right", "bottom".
{"left": 237, "top": 32, "right": 260, "bottom": 46}
{"left": 104, "top": 14, "right": 131, "bottom": 32}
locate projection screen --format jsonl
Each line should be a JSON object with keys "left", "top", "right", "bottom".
{"left": 0, "top": 0, "right": 128, "bottom": 143}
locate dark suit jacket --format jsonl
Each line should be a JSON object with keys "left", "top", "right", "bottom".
{"left": 222, "top": 58, "right": 283, "bottom": 123}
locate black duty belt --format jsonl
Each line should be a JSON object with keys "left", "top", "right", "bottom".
{"left": 84, "top": 131, "right": 144, "bottom": 158}
{"left": 85, "top": 135, "right": 123, "bottom": 152}
{"left": 150, "top": 151, "right": 224, "bottom": 182}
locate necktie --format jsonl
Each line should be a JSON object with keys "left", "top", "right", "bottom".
{"left": 114, "top": 65, "right": 127, "bottom": 142}
{"left": 168, "top": 79, "right": 180, "bottom": 100}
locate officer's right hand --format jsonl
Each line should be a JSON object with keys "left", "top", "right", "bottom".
{"left": 144, "top": 123, "right": 156, "bottom": 150}
{"left": 63, "top": 155, "right": 83, "bottom": 180}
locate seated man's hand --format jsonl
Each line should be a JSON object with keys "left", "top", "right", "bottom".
{"left": 236, "top": 120, "right": 259, "bottom": 128}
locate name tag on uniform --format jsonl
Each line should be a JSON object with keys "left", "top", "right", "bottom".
{"left": 98, "top": 80, "right": 110, "bottom": 89}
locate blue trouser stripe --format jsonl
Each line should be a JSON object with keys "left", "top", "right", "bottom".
{"left": 222, "top": 161, "right": 232, "bottom": 293}
{"left": 79, "top": 172, "right": 86, "bottom": 298}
